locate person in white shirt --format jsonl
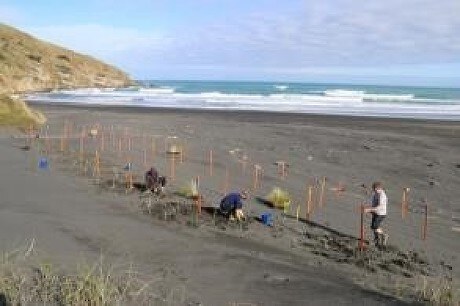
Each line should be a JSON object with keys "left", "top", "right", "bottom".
{"left": 364, "top": 181, "right": 388, "bottom": 247}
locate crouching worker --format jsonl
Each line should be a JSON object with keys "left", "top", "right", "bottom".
{"left": 219, "top": 190, "right": 248, "bottom": 221}
{"left": 364, "top": 181, "right": 389, "bottom": 247}
{"left": 145, "top": 167, "right": 167, "bottom": 194}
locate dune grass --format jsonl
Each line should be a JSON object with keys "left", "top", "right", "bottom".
{"left": 0, "top": 94, "right": 46, "bottom": 128}
{"left": 0, "top": 242, "right": 172, "bottom": 305}
{"left": 414, "top": 275, "right": 459, "bottom": 305}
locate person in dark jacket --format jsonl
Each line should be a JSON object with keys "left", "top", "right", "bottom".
{"left": 145, "top": 167, "right": 166, "bottom": 194}
{"left": 219, "top": 190, "right": 248, "bottom": 220}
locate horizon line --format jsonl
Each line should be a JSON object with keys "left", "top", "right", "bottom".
{"left": 133, "top": 79, "right": 460, "bottom": 90}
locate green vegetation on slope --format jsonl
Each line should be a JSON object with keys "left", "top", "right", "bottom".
{"left": 0, "top": 23, "right": 133, "bottom": 94}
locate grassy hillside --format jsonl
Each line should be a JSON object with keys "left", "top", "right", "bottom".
{"left": 0, "top": 94, "right": 46, "bottom": 127}
{"left": 0, "top": 23, "right": 133, "bottom": 94}
{"left": 0, "top": 23, "right": 136, "bottom": 128}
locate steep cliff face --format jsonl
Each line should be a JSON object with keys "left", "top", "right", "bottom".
{"left": 0, "top": 23, "right": 133, "bottom": 94}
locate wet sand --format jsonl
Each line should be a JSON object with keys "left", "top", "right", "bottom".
{"left": 1, "top": 103, "right": 459, "bottom": 305}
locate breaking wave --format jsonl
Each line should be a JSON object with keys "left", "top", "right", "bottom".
{"left": 24, "top": 84, "right": 460, "bottom": 121}
{"left": 323, "top": 89, "right": 415, "bottom": 102}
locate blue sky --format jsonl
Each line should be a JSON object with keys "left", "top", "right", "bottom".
{"left": 1, "top": 0, "right": 459, "bottom": 86}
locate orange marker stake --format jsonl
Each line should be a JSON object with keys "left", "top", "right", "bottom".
{"left": 306, "top": 185, "right": 313, "bottom": 221}
{"left": 318, "top": 177, "right": 326, "bottom": 208}
{"left": 65, "top": 120, "right": 70, "bottom": 152}
{"left": 125, "top": 172, "right": 134, "bottom": 191}
{"left": 312, "top": 179, "right": 318, "bottom": 209}
{"left": 78, "top": 129, "right": 86, "bottom": 172}
{"left": 277, "top": 161, "right": 287, "bottom": 179}
{"left": 118, "top": 138, "right": 122, "bottom": 157}
{"left": 93, "top": 150, "right": 101, "bottom": 178}
{"left": 100, "top": 130, "right": 105, "bottom": 152}
{"left": 110, "top": 125, "right": 115, "bottom": 148}
{"left": 60, "top": 133, "right": 64, "bottom": 152}
{"left": 170, "top": 155, "right": 175, "bottom": 181}
{"left": 253, "top": 164, "right": 262, "bottom": 190}
{"left": 195, "top": 194, "right": 202, "bottom": 215}
{"left": 401, "top": 187, "right": 410, "bottom": 219}
{"left": 253, "top": 167, "right": 257, "bottom": 190}
{"left": 128, "top": 135, "right": 132, "bottom": 151}
{"left": 142, "top": 134, "right": 146, "bottom": 150}
{"left": 334, "top": 181, "right": 345, "bottom": 198}
{"left": 401, "top": 189, "right": 406, "bottom": 218}
{"left": 124, "top": 127, "right": 129, "bottom": 150}
{"left": 79, "top": 132, "right": 84, "bottom": 158}
{"left": 47, "top": 131, "right": 51, "bottom": 154}
{"left": 359, "top": 203, "right": 365, "bottom": 251}
{"left": 124, "top": 157, "right": 133, "bottom": 191}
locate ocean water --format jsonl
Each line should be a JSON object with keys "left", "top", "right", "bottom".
{"left": 25, "top": 80, "right": 460, "bottom": 120}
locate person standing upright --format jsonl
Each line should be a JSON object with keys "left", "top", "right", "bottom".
{"left": 365, "top": 182, "right": 388, "bottom": 247}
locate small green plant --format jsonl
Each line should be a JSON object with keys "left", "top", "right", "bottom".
{"left": 176, "top": 178, "right": 199, "bottom": 198}
{"left": 266, "top": 187, "right": 291, "bottom": 209}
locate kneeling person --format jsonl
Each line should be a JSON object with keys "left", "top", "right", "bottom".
{"left": 220, "top": 190, "right": 248, "bottom": 221}
{"left": 145, "top": 167, "right": 167, "bottom": 194}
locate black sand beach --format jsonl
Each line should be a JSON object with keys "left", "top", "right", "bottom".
{"left": 1, "top": 103, "right": 459, "bottom": 305}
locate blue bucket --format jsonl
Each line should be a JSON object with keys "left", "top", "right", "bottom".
{"left": 261, "top": 212, "right": 273, "bottom": 226}
{"left": 38, "top": 157, "right": 49, "bottom": 170}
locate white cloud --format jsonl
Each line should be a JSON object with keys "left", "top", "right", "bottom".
{"left": 12, "top": 0, "right": 460, "bottom": 81}
{"left": 23, "top": 24, "right": 168, "bottom": 68}
{"left": 146, "top": 0, "right": 460, "bottom": 68}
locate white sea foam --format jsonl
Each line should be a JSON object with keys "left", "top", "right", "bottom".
{"left": 139, "top": 87, "right": 175, "bottom": 94}
{"left": 324, "top": 89, "right": 366, "bottom": 97}
{"left": 274, "top": 85, "right": 288, "bottom": 91}
{"left": 324, "top": 89, "right": 415, "bottom": 102}
{"left": 24, "top": 87, "right": 460, "bottom": 121}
